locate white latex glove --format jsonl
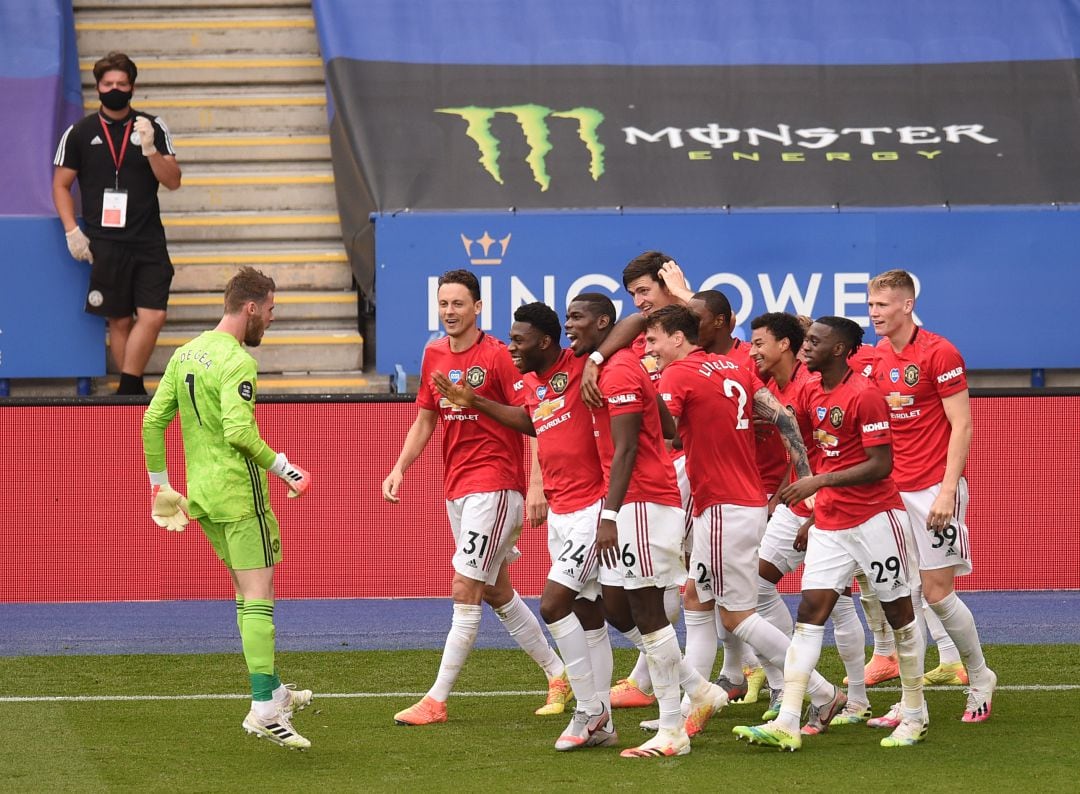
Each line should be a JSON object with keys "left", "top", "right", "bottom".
{"left": 133, "top": 116, "right": 157, "bottom": 156}
{"left": 65, "top": 226, "right": 93, "bottom": 262}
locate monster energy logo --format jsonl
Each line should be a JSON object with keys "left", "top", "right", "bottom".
{"left": 435, "top": 104, "right": 605, "bottom": 191}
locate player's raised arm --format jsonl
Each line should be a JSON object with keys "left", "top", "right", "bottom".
{"left": 752, "top": 386, "right": 811, "bottom": 479}
{"left": 432, "top": 370, "right": 536, "bottom": 436}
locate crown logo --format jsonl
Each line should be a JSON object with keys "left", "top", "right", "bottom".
{"left": 461, "top": 231, "right": 511, "bottom": 265}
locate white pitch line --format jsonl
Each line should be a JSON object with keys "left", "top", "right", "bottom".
{"left": 2, "top": 684, "right": 1078, "bottom": 703}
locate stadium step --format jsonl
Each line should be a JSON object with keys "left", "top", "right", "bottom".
{"left": 80, "top": 55, "right": 325, "bottom": 86}
{"left": 161, "top": 211, "right": 342, "bottom": 243}
{"left": 169, "top": 244, "right": 352, "bottom": 292}
{"left": 83, "top": 89, "right": 331, "bottom": 134}
{"left": 159, "top": 166, "right": 337, "bottom": 213}
{"left": 175, "top": 133, "right": 331, "bottom": 163}
{"left": 168, "top": 290, "right": 357, "bottom": 325}
{"left": 75, "top": 14, "right": 319, "bottom": 56}
{"left": 132, "top": 328, "right": 364, "bottom": 374}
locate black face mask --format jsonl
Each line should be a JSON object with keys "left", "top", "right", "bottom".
{"left": 98, "top": 88, "right": 132, "bottom": 111}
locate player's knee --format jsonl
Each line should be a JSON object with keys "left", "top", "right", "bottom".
{"left": 137, "top": 307, "right": 168, "bottom": 331}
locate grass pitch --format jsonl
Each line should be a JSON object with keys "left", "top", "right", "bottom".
{"left": 2, "top": 645, "right": 1078, "bottom": 792}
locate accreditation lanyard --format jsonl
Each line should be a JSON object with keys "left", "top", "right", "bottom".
{"left": 99, "top": 115, "right": 133, "bottom": 190}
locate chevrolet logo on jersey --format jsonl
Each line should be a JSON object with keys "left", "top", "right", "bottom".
{"left": 532, "top": 396, "right": 565, "bottom": 421}
{"left": 886, "top": 392, "right": 915, "bottom": 410}
{"left": 814, "top": 428, "right": 839, "bottom": 447}
{"left": 640, "top": 353, "right": 660, "bottom": 374}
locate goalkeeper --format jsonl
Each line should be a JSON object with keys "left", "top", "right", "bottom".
{"left": 141, "top": 266, "right": 313, "bottom": 750}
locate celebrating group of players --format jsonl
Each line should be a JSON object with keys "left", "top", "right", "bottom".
{"left": 382, "top": 251, "right": 997, "bottom": 757}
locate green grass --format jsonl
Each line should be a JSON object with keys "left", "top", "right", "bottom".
{"left": 2, "top": 645, "right": 1079, "bottom": 792}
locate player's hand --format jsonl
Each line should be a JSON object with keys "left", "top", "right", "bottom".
{"left": 581, "top": 359, "right": 604, "bottom": 408}
{"left": 596, "top": 518, "right": 619, "bottom": 568}
{"left": 432, "top": 370, "right": 475, "bottom": 407}
{"left": 151, "top": 484, "right": 189, "bottom": 531}
{"left": 65, "top": 226, "right": 93, "bottom": 263}
{"left": 793, "top": 516, "right": 813, "bottom": 553}
{"left": 133, "top": 116, "right": 157, "bottom": 156}
{"left": 270, "top": 452, "right": 311, "bottom": 498}
{"left": 779, "top": 475, "right": 819, "bottom": 508}
{"left": 382, "top": 469, "right": 403, "bottom": 503}
{"left": 926, "top": 489, "right": 956, "bottom": 532}
{"left": 526, "top": 480, "right": 548, "bottom": 526}
{"left": 658, "top": 260, "right": 689, "bottom": 292}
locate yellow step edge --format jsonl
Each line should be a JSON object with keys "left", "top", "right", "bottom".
{"left": 180, "top": 136, "right": 330, "bottom": 147}
{"left": 181, "top": 175, "right": 334, "bottom": 186}
{"left": 163, "top": 214, "right": 339, "bottom": 227}
{"left": 86, "top": 97, "right": 325, "bottom": 110}
{"left": 172, "top": 253, "right": 346, "bottom": 264}
{"left": 77, "top": 20, "right": 315, "bottom": 31}
{"left": 171, "top": 294, "right": 356, "bottom": 305}
{"left": 81, "top": 58, "right": 323, "bottom": 70}
{"left": 154, "top": 334, "right": 362, "bottom": 346}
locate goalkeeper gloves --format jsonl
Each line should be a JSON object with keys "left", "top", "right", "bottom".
{"left": 149, "top": 472, "right": 189, "bottom": 531}
{"left": 269, "top": 452, "right": 311, "bottom": 498}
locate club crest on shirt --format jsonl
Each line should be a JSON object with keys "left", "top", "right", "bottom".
{"left": 466, "top": 366, "right": 486, "bottom": 387}
{"left": 829, "top": 406, "right": 844, "bottom": 428}
{"left": 903, "top": 364, "right": 920, "bottom": 387}
{"left": 890, "top": 367, "right": 901, "bottom": 383}
{"left": 550, "top": 372, "right": 568, "bottom": 394}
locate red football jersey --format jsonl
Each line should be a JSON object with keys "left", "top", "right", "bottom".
{"left": 729, "top": 338, "right": 788, "bottom": 493}
{"left": 795, "top": 369, "right": 904, "bottom": 530}
{"left": 520, "top": 349, "right": 606, "bottom": 513}
{"left": 416, "top": 333, "right": 526, "bottom": 500}
{"left": 593, "top": 348, "right": 682, "bottom": 508}
{"left": 848, "top": 343, "right": 879, "bottom": 379}
{"left": 659, "top": 349, "right": 766, "bottom": 510}
{"left": 632, "top": 333, "right": 663, "bottom": 386}
{"left": 871, "top": 327, "right": 968, "bottom": 491}
{"left": 768, "top": 361, "right": 818, "bottom": 519}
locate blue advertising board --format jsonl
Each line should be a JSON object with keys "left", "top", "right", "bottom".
{"left": 374, "top": 208, "right": 1077, "bottom": 374}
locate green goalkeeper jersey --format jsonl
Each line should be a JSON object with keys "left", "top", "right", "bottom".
{"left": 143, "top": 330, "right": 278, "bottom": 522}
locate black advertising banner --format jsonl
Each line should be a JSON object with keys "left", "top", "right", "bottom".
{"left": 327, "top": 59, "right": 1080, "bottom": 214}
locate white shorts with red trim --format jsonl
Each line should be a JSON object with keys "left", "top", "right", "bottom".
{"left": 758, "top": 502, "right": 809, "bottom": 576}
{"left": 690, "top": 503, "right": 768, "bottom": 611}
{"left": 673, "top": 455, "right": 695, "bottom": 554}
{"left": 447, "top": 490, "right": 524, "bottom": 586}
{"left": 801, "top": 509, "right": 917, "bottom": 602}
{"left": 901, "top": 478, "right": 973, "bottom": 576}
{"left": 547, "top": 498, "right": 603, "bottom": 600}
{"left": 598, "top": 502, "right": 685, "bottom": 591}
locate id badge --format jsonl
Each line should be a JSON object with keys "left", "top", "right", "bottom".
{"left": 101, "top": 188, "right": 128, "bottom": 228}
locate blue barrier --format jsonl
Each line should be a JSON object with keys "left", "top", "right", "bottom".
{"left": 373, "top": 208, "right": 1078, "bottom": 374}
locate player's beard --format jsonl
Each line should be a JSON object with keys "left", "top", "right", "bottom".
{"left": 244, "top": 314, "right": 266, "bottom": 346}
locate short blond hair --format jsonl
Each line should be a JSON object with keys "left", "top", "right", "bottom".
{"left": 224, "top": 267, "right": 275, "bottom": 313}
{"left": 868, "top": 269, "right": 915, "bottom": 296}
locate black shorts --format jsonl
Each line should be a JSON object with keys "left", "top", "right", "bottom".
{"left": 85, "top": 239, "right": 173, "bottom": 317}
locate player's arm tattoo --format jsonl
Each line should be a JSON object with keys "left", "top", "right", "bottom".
{"left": 752, "top": 387, "right": 811, "bottom": 478}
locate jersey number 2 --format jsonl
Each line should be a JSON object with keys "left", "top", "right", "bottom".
{"left": 723, "top": 379, "right": 750, "bottom": 430}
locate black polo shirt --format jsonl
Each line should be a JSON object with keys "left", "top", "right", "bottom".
{"left": 53, "top": 109, "right": 175, "bottom": 245}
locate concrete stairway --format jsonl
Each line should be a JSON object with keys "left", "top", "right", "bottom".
{"left": 70, "top": 0, "right": 380, "bottom": 394}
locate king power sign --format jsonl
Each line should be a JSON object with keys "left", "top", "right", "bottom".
{"left": 372, "top": 209, "right": 1077, "bottom": 374}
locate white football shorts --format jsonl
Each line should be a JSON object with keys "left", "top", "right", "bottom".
{"left": 447, "top": 489, "right": 524, "bottom": 586}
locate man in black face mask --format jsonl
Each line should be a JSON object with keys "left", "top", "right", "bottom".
{"left": 53, "top": 51, "right": 182, "bottom": 395}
